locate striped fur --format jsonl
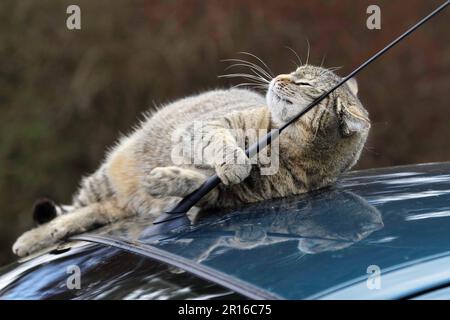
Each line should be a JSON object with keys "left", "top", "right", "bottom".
{"left": 72, "top": 165, "right": 115, "bottom": 208}
{"left": 13, "top": 64, "right": 370, "bottom": 257}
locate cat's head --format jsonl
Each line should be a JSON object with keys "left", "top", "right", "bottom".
{"left": 266, "top": 65, "right": 370, "bottom": 137}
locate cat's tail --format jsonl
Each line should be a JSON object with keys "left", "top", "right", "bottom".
{"left": 32, "top": 198, "right": 73, "bottom": 225}
{"left": 32, "top": 166, "right": 115, "bottom": 225}
{"left": 14, "top": 199, "right": 128, "bottom": 257}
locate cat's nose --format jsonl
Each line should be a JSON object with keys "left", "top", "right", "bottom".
{"left": 275, "top": 74, "right": 294, "bottom": 84}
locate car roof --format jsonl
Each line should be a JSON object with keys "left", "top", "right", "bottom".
{"left": 2, "top": 162, "right": 450, "bottom": 299}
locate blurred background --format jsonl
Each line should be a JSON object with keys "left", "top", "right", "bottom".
{"left": 0, "top": 0, "right": 448, "bottom": 265}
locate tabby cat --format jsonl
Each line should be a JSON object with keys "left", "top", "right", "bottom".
{"left": 13, "top": 64, "right": 370, "bottom": 257}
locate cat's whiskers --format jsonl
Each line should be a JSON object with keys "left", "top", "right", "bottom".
{"left": 238, "top": 52, "right": 275, "bottom": 78}
{"left": 328, "top": 66, "right": 343, "bottom": 72}
{"left": 223, "top": 63, "right": 271, "bottom": 82}
{"left": 362, "top": 145, "right": 379, "bottom": 155}
{"left": 220, "top": 52, "right": 276, "bottom": 90}
{"left": 232, "top": 82, "right": 268, "bottom": 87}
{"left": 285, "top": 46, "right": 303, "bottom": 67}
{"left": 320, "top": 53, "right": 327, "bottom": 68}
{"left": 218, "top": 73, "right": 270, "bottom": 85}
{"left": 232, "top": 82, "right": 269, "bottom": 92}
{"left": 305, "top": 39, "right": 311, "bottom": 66}
{"left": 222, "top": 58, "right": 273, "bottom": 81}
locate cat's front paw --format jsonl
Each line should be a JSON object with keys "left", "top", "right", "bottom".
{"left": 215, "top": 150, "right": 252, "bottom": 185}
{"left": 12, "top": 226, "right": 55, "bottom": 257}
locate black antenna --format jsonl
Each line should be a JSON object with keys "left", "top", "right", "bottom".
{"left": 154, "top": 1, "right": 449, "bottom": 224}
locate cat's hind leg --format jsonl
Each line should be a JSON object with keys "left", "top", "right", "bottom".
{"left": 143, "top": 166, "right": 218, "bottom": 206}
{"left": 12, "top": 199, "right": 130, "bottom": 257}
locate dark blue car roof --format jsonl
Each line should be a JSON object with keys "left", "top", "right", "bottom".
{"left": 2, "top": 162, "right": 450, "bottom": 299}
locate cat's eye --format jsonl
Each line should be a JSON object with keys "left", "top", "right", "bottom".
{"left": 294, "top": 81, "right": 312, "bottom": 86}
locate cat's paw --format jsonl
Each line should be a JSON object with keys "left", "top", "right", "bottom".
{"left": 49, "top": 224, "right": 70, "bottom": 241}
{"left": 48, "top": 215, "right": 84, "bottom": 241}
{"left": 12, "top": 226, "right": 55, "bottom": 257}
{"left": 215, "top": 150, "right": 252, "bottom": 185}
{"left": 145, "top": 167, "right": 179, "bottom": 196}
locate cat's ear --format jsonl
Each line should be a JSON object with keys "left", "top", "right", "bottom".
{"left": 336, "top": 97, "right": 370, "bottom": 137}
{"left": 347, "top": 77, "right": 358, "bottom": 96}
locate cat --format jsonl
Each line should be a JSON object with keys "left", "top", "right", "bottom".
{"left": 12, "top": 64, "right": 370, "bottom": 257}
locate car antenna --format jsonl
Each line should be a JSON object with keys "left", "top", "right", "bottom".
{"left": 154, "top": 1, "right": 449, "bottom": 225}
